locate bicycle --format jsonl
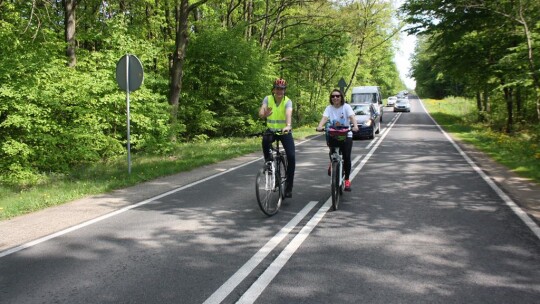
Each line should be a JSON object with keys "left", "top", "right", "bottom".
{"left": 254, "top": 130, "right": 288, "bottom": 216}
{"left": 317, "top": 125, "right": 349, "bottom": 211}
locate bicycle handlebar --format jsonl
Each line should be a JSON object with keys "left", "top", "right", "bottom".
{"left": 316, "top": 125, "right": 352, "bottom": 132}
{"left": 249, "top": 129, "right": 290, "bottom": 137}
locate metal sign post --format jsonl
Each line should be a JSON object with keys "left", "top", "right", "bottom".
{"left": 115, "top": 54, "right": 144, "bottom": 175}
{"left": 126, "top": 56, "right": 131, "bottom": 174}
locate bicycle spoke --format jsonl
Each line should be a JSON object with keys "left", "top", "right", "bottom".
{"left": 278, "top": 156, "right": 287, "bottom": 198}
{"left": 331, "top": 161, "right": 340, "bottom": 211}
{"left": 254, "top": 130, "right": 286, "bottom": 216}
{"left": 255, "top": 168, "right": 281, "bottom": 216}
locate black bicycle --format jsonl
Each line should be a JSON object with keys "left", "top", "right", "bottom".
{"left": 317, "top": 126, "right": 349, "bottom": 211}
{"left": 254, "top": 130, "right": 288, "bottom": 216}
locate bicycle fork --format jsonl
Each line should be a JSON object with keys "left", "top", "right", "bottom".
{"left": 332, "top": 153, "right": 344, "bottom": 188}
{"left": 265, "top": 161, "right": 276, "bottom": 191}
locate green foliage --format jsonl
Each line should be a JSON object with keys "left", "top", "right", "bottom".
{"left": 0, "top": 126, "right": 316, "bottom": 220}
{"left": 0, "top": 12, "right": 172, "bottom": 183}
{"left": 183, "top": 27, "right": 275, "bottom": 137}
{"left": 402, "top": 0, "right": 540, "bottom": 128}
{"left": 0, "top": 0, "right": 405, "bottom": 185}
{"left": 423, "top": 97, "right": 540, "bottom": 183}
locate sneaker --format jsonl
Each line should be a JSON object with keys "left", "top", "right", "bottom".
{"left": 327, "top": 162, "right": 331, "bottom": 176}
{"left": 344, "top": 179, "right": 351, "bottom": 192}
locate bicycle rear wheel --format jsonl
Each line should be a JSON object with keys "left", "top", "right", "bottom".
{"left": 331, "top": 161, "right": 340, "bottom": 211}
{"left": 255, "top": 167, "right": 282, "bottom": 216}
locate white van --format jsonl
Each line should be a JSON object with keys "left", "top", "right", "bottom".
{"left": 350, "top": 86, "right": 383, "bottom": 122}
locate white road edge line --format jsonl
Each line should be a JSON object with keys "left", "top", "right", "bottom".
{"left": 202, "top": 201, "right": 318, "bottom": 304}
{"left": 0, "top": 138, "right": 313, "bottom": 259}
{"left": 418, "top": 99, "right": 540, "bottom": 240}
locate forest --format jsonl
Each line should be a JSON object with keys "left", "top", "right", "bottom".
{"left": 401, "top": 0, "right": 540, "bottom": 133}
{"left": 0, "top": 0, "right": 405, "bottom": 183}
{"left": 2, "top": 0, "right": 538, "bottom": 186}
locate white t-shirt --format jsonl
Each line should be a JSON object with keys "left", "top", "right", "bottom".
{"left": 323, "top": 103, "right": 354, "bottom": 138}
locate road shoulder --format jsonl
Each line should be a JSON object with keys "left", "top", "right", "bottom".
{"left": 0, "top": 153, "right": 261, "bottom": 253}
{"left": 452, "top": 138, "right": 540, "bottom": 225}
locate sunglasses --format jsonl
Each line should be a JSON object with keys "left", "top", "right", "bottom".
{"left": 331, "top": 95, "right": 341, "bottom": 98}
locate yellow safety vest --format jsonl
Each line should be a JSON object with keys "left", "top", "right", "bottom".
{"left": 267, "top": 95, "right": 291, "bottom": 130}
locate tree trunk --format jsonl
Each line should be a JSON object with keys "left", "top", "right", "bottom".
{"left": 515, "top": 87, "right": 522, "bottom": 120}
{"left": 259, "top": 0, "right": 270, "bottom": 48}
{"left": 64, "top": 0, "right": 77, "bottom": 67}
{"left": 346, "top": 31, "right": 367, "bottom": 94}
{"left": 168, "top": 0, "right": 188, "bottom": 142}
{"left": 503, "top": 87, "right": 513, "bottom": 133}
{"left": 483, "top": 86, "right": 489, "bottom": 112}
{"left": 226, "top": 0, "right": 242, "bottom": 27}
{"left": 168, "top": 0, "right": 209, "bottom": 141}
{"left": 476, "top": 90, "right": 482, "bottom": 111}
{"left": 518, "top": 9, "right": 540, "bottom": 122}
{"left": 244, "top": 0, "right": 253, "bottom": 39}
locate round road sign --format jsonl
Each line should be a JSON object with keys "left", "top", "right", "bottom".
{"left": 115, "top": 54, "right": 144, "bottom": 92}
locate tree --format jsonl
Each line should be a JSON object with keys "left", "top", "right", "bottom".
{"left": 0, "top": 0, "right": 406, "bottom": 180}
{"left": 463, "top": 0, "right": 540, "bottom": 121}
{"left": 169, "top": 0, "right": 210, "bottom": 142}
{"left": 342, "top": 0, "right": 401, "bottom": 95}
{"left": 401, "top": 0, "right": 540, "bottom": 132}
{"left": 64, "top": 0, "right": 77, "bottom": 67}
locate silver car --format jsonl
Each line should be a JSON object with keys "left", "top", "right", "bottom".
{"left": 393, "top": 98, "right": 411, "bottom": 112}
{"left": 387, "top": 96, "right": 397, "bottom": 107}
{"left": 351, "top": 103, "right": 381, "bottom": 139}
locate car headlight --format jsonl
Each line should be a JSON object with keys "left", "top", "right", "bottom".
{"left": 363, "top": 120, "right": 372, "bottom": 127}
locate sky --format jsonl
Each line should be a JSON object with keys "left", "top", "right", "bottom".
{"left": 395, "top": 32, "right": 417, "bottom": 90}
{"left": 393, "top": 0, "right": 417, "bottom": 90}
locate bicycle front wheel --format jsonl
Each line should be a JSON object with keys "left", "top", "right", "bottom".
{"left": 255, "top": 167, "right": 282, "bottom": 216}
{"left": 339, "top": 163, "right": 345, "bottom": 195}
{"left": 331, "top": 161, "right": 341, "bottom": 211}
{"left": 277, "top": 156, "right": 287, "bottom": 198}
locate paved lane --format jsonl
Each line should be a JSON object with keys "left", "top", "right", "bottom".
{"left": 236, "top": 99, "right": 540, "bottom": 304}
{"left": 1, "top": 99, "right": 538, "bottom": 304}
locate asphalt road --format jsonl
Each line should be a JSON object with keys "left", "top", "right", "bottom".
{"left": 1, "top": 98, "right": 539, "bottom": 304}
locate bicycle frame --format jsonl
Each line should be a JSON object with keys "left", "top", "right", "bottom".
{"left": 268, "top": 133, "right": 288, "bottom": 198}
{"left": 330, "top": 145, "right": 345, "bottom": 210}
{"left": 331, "top": 147, "right": 344, "bottom": 187}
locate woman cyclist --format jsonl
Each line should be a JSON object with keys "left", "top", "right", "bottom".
{"left": 316, "top": 89, "right": 359, "bottom": 191}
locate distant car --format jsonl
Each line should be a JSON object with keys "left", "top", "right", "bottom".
{"left": 394, "top": 98, "right": 411, "bottom": 112}
{"left": 387, "top": 96, "right": 397, "bottom": 107}
{"left": 351, "top": 103, "right": 381, "bottom": 139}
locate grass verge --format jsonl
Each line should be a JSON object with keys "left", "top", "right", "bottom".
{"left": 0, "top": 126, "right": 317, "bottom": 220}
{"left": 422, "top": 97, "right": 540, "bottom": 183}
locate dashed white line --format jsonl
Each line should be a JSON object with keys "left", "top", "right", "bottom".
{"left": 236, "top": 201, "right": 331, "bottom": 304}
{"left": 202, "top": 201, "right": 319, "bottom": 304}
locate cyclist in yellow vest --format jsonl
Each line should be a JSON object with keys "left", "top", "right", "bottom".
{"left": 258, "top": 78, "right": 295, "bottom": 198}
